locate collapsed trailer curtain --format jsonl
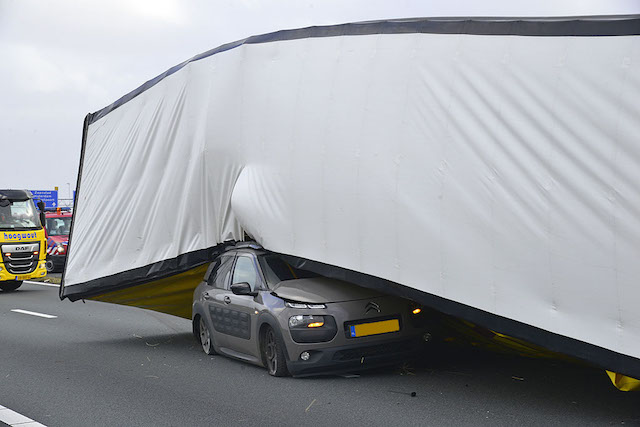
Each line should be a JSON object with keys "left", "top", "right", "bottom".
{"left": 62, "top": 16, "right": 640, "bottom": 379}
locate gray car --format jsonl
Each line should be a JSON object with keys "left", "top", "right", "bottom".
{"left": 192, "top": 242, "right": 428, "bottom": 377}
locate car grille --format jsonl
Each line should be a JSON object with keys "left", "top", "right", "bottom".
{"left": 332, "top": 339, "right": 414, "bottom": 362}
{"left": 1, "top": 244, "right": 39, "bottom": 274}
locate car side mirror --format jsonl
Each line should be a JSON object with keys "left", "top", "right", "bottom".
{"left": 36, "top": 201, "right": 46, "bottom": 228}
{"left": 231, "top": 282, "right": 257, "bottom": 297}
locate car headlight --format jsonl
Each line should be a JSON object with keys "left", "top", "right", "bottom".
{"left": 289, "top": 315, "right": 325, "bottom": 329}
{"left": 288, "top": 315, "right": 338, "bottom": 343}
{"left": 56, "top": 243, "right": 65, "bottom": 254}
{"left": 285, "top": 302, "right": 326, "bottom": 309}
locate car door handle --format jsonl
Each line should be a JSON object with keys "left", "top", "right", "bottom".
{"left": 203, "top": 292, "right": 211, "bottom": 300}
{"left": 223, "top": 296, "right": 231, "bottom": 304}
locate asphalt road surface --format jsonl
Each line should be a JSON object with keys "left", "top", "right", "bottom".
{"left": 0, "top": 281, "right": 638, "bottom": 427}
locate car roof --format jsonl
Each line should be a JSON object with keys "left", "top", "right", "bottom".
{"left": 221, "top": 241, "right": 268, "bottom": 255}
{"left": 223, "top": 248, "right": 268, "bottom": 257}
{"left": 221, "top": 242, "right": 268, "bottom": 257}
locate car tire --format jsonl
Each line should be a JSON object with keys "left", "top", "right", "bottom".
{"left": 0, "top": 281, "right": 22, "bottom": 292}
{"left": 198, "top": 316, "right": 217, "bottom": 355}
{"left": 261, "top": 325, "right": 289, "bottom": 377}
{"left": 45, "top": 259, "right": 55, "bottom": 273}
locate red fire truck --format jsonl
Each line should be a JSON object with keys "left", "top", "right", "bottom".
{"left": 44, "top": 208, "right": 72, "bottom": 272}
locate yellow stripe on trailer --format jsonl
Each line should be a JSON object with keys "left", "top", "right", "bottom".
{"left": 89, "top": 264, "right": 209, "bottom": 319}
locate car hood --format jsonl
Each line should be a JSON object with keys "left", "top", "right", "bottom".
{"left": 271, "top": 277, "right": 383, "bottom": 304}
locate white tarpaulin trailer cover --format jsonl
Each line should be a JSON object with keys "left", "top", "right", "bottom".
{"left": 61, "top": 16, "right": 640, "bottom": 379}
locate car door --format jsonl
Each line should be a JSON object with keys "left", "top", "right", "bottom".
{"left": 221, "top": 253, "right": 265, "bottom": 360}
{"left": 202, "top": 254, "right": 235, "bottom": 350}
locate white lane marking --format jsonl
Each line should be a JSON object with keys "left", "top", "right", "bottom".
{"left": 0, "top": 405, "right": 47, "bottom": 426}
{"left": 10, "top": 309, "right": 57, "bottom": 319}
{"left": 24, "top": 281, "right": 59, "bottom": 288}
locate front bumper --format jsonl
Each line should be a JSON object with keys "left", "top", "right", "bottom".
{"left": 0, "top": 261, "right": 47, "bottom": 282}
{"left": 286, "top": 336, "right": 422, "bottom": 377}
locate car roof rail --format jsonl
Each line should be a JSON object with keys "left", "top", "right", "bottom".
{"left": 232, "top": 241, "right": 263, "bottom": 250}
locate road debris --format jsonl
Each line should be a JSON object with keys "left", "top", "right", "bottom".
{"left": 340, "top": 374, "right": 360, "bottom": 379}
{"left": 305, "top": 399, "right": 317, "bottom": 412}
{"left": 389, "top": 390, "right": 417, "bottom": 397}
{"left": 397, "top": 362, "right": 415, "bottom": 376}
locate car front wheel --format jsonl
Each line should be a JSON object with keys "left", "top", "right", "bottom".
{"left": 0, "top": 281, "right": 22, "bottom": 292}
{"left": 198, "top": 316, "right": 216, "bottom": 355}
{"left": 261, "top": 326, "right": 289, "bottom": 377}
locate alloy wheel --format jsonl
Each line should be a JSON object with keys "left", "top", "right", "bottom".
{"left": 265, "top": 328, "right": 278, "bottom": 374}
{"left": 199, "top": 317, "right": 211, "bottom": 354}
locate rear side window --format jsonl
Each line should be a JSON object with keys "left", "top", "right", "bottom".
{"left": 204, "top": 260, "right": 219, "bottom": 284}
{"left": 210, "top": 256, "right": 234, "bottom": 289}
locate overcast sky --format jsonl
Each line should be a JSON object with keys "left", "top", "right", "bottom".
{"left": 1, "top": 0, "right": 638, "bottom": 199}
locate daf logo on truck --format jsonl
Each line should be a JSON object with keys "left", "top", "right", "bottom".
{"left": 14, "top": 246, "right": 29, "bottom": 251}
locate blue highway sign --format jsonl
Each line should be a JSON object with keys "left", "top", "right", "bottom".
{"left": 31, "top": 190, "right": 58, "bottom": 209}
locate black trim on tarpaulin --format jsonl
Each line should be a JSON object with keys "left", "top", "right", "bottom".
{"left": 278, "top": 253, "right": 640, "bottom": 380}
{"left": 87, "top": 15, "right": 640, "bottom": 125}
{"left": 60, "top": 114, "right": 91, "bottom": 299}
{"left": 60, "top": 243, "right": 233, "bottom": 301}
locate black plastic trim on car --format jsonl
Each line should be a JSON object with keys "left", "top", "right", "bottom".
{"left": 256, "top": 312, "right": 292, "bottom": 365}
{"left": 332, "top": 339, "right": 415, "bottom": 362}
{"left": 287, "top": 337, "right": 421, "bottom": 377}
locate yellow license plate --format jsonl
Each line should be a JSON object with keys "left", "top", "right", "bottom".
{"left": 349, "top": 319, "right": 400, "bottom": 338}
{"left": 16, "top": 275, "right": 29, "bottom": 281}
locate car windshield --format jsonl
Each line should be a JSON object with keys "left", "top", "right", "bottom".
{"left": 46, "top": 217, "right": 72, "bottom": 236}
{"left": 258, "top": 254, "right": 320, "bottom": 287}
{"left": 0, "top": 199, "right": 41, "bottom": 230}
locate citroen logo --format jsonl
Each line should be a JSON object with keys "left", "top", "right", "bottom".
{"left": 365, "top": 301, "right": 380, "bottom": 314}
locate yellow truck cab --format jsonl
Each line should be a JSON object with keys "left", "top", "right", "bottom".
{"left": 0, "top": 190, "right": 48, "bottom": 291}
